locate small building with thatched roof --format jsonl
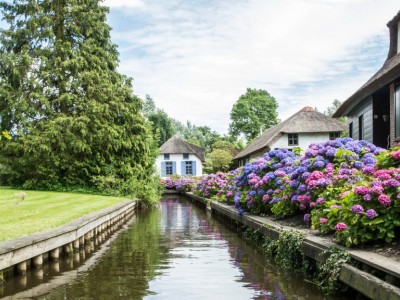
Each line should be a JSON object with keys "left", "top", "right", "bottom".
{"left": 157, "top": 136, "right": 205, "bottom": 177}
{"left": 234, "top": 107, "right": 346, "bottom": 166}
{"left": 333, "top": 11, "right": 400, "bottom": 149}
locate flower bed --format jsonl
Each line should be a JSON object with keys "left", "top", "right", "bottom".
{"left": 163, "top": 138, "right": 400, "bottom": 247}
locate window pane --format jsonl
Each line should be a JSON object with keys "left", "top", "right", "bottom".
{"left": 349, "top": 122, "right": 353, "bottom": 138}
{"left": 288, "top": 133, "right": 298, "bottom": 146}
{"left": 185, "top": 161, "right": 192, "bottom": 175}
{"left": 164, "top": 154, "right": 170, "bottom": 160}
{"left": 166, "top": 162, "right": 173, "bottom": 175}
{"left": 329, "top": 132, "right": 340, "bottom": 140}
{"left": 359, "top": 115, "right": 364, "bottom": 140}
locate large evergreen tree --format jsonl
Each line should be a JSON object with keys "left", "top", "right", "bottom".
{"left": 0, "top": 0, "right": 159, "bottom": 200}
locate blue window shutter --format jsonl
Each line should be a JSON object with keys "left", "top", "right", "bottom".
{"left": 172, "top": 161, "right": 176, "bottom": 174}
{"left": 181, "top": 161, "right": 185, "bottom": 175}
{"left": 161, "top": 162, "right": 166, "bottom": 177}
{"left": 192, "top": 161, "right": 196, "bottom": 176}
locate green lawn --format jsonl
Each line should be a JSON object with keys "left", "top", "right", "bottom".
{"left": 0, "top": 187, "right": 130, "bottom": 242}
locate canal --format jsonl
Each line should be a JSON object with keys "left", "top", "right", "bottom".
{"left": 1, "top": 195, "right": 346, "bottom": 299}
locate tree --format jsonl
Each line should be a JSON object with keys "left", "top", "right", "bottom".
{"left": 147, "top": 109, "right": 174, "bottom": 147}
{"left": 229, "top": 88, "right": 278, "bottom": 141}
{"left": 205, "top": 149, "right": 233, "bottom": 173}
{"left": 324, "top": 99, "right": 346, "bottom": 123}
{"left": 0, "top": 0, "right": 159, "bottom": 201}
{"left": 204, "top": 140, "right": 241, "bottom": 173}
{"left": 142, "top": 94, "right": 156, "bottom": 117}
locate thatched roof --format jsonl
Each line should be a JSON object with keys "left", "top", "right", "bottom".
{"left": 334, "top": 11, "right": 400, "bottom": 117}
{"left": 159, "top": 136, "right": 205, "bottom": 162}
{"left": 234, "top": 107, "right": 347, "bottom": 160}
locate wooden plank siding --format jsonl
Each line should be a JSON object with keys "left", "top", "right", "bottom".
{"left": 347, "top": 96, "right": 373, "bottom": 143}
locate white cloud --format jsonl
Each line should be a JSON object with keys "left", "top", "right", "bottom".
{"left": 104, "top": 0, "right": 145, "bottom": 9}
{"left": 107, "top": 0, "right": 399, "bottom": 133}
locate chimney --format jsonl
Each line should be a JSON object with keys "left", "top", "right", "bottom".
{"left": 386, "top": 11, "right": 400, "bottom": 60}
{"left": 301, "top": 106, "right": 315, "bottom": 112}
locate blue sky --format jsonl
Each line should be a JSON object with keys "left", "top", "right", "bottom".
{"left": 103, "top": 0, "right": 400, "bottom": 134}
{"left": 18, "top": 1, "right": 400, "bottom": 134}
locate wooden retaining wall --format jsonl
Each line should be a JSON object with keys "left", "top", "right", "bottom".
{"left": 183, "top": 192, "right": 400, "bottom": 300}
{"left": 0, "top": 200, "right": 136, "bottom": 281}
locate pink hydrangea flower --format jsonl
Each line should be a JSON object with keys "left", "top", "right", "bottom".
{"left": 335, "top": 222, "right": 348, "bottom": 231}
{"left": 354, "top": 186, "right": 370, "bottom": 196}
{"left": 262, "top": 194, "right": 270, "bottom": 203}
{"left": 378, "top": 194, "right": 391, "bottom": 206}
{"left": 320, "top": 218, "right": 328, "bottom": 224}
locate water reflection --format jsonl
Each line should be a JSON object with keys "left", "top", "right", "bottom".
{"left": 1, "top": 196, "right": 344, "bottom": 299}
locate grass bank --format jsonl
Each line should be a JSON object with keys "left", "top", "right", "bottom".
{"left": 0, "top": 187, "right": 130, "bottom": 242}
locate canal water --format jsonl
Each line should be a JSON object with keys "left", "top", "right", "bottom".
{"left": 1, "top": 195, "right": 346, "bottom": 299}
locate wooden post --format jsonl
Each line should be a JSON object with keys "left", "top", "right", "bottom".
{"left": 16, "top": 261, "right": 27, "bottom": 275}
{"left": 84, "top": 232, "right": 91, "bottom": 242}
{"left": 32, "top": 255, "right": 43, "bottom": 268}
{"left": 50, "top": 248, "right": 60, "bottom": 261}
{"left": 73, "top": 239, "right": 80, "bottom": 250}
{"left": 63, "top": 243, "right": 72, "bottom": 255}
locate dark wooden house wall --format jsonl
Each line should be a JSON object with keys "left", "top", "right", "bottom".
{"left": 347, "top": 96, "right": 373, "bottom": 142}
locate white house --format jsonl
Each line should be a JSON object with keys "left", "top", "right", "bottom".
{"left": 157, "top": 136, "right": 205, "bottom": 177}
{"left": 234, "top": 107, "right": 347, "bottom": 166}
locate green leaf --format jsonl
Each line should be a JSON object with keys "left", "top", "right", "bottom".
{"left": 371, "top": 217, "right": 385, "bottom": 225}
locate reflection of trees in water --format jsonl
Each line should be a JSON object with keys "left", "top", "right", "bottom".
{"left": 43, "top": 208, "right": 170, "bottom": 300}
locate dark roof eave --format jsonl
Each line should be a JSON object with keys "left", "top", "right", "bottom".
{"left": 233, "top": 147, "right": 268, "bottom": 160}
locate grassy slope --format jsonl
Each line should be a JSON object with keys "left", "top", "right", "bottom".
{"left": 0, "top": 187, "right": 129, "bottom": 242}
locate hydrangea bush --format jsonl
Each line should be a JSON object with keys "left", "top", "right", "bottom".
{"left": 161, "top": 138, "right": 400, "bottom": 247}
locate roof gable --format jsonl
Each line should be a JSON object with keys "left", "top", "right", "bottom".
{"left": 334, "top": 11, "right": 400, "bottom": 117}
{"left": 159, "top": 136, "right": 205, "bottom": 162}
{"left": 234, "top": 107, "right": 346, "bottom": 159}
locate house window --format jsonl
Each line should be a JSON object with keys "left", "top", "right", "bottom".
{"left": 395, "top": 82, "right": 400, "bottom": 139}
{"left": 288, "top": 133, "right": 298, "bottom": 146}
{"left": 329, "top": 132, "right": 341, "bottom": 140}
{"left": 349, "top": 122, "right": 353, "bottom": 138}
{"left": 181, "top": 161, "right": 196, "bottom": 176}
{"left": 164, "top": 154, "right": 170, "bottom": 160}
{"left": 359, "top": 115, "right": 364, "bottom": 140}
{"left": 183, "top": 153, "right": 189, "bottom": 159}
{"left": 185, "top": 161, "right": 193, "bottom": 175}
{"left": 165, "top": 161, "right": 173, "bottom": 175}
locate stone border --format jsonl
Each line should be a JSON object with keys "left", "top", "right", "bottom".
{"left": 183, "top": 192, "right": 400, "bottom": 300}
{"left": 0, "top": 200, "right": 136, "bottom": 278}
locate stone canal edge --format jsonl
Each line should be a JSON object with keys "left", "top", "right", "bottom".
{"left": 0, "top": 200, "right": 137, "bottom": 280}
{"left": 182, "top": 192, "right": 400, "bottom": 300}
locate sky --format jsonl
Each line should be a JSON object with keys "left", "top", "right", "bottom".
{"left": 104, "top": 0, "right": 398, "bottom": 134}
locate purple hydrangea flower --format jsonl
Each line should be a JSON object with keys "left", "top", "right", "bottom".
{"left": 363, "top": 194, "right": 372, "bottom": 201}
{"left": 365, "top": 209, "right": 377, "bottom": 219}
{"left": 351, "top": 204, "right": 364, "bottom": 214}
{"left": 303, "top": 213, "right": 311, "bottom": 222}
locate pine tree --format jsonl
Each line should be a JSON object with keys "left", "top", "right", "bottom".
{"left": 0, "top": 0, "right": 159, "bottom": 199}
